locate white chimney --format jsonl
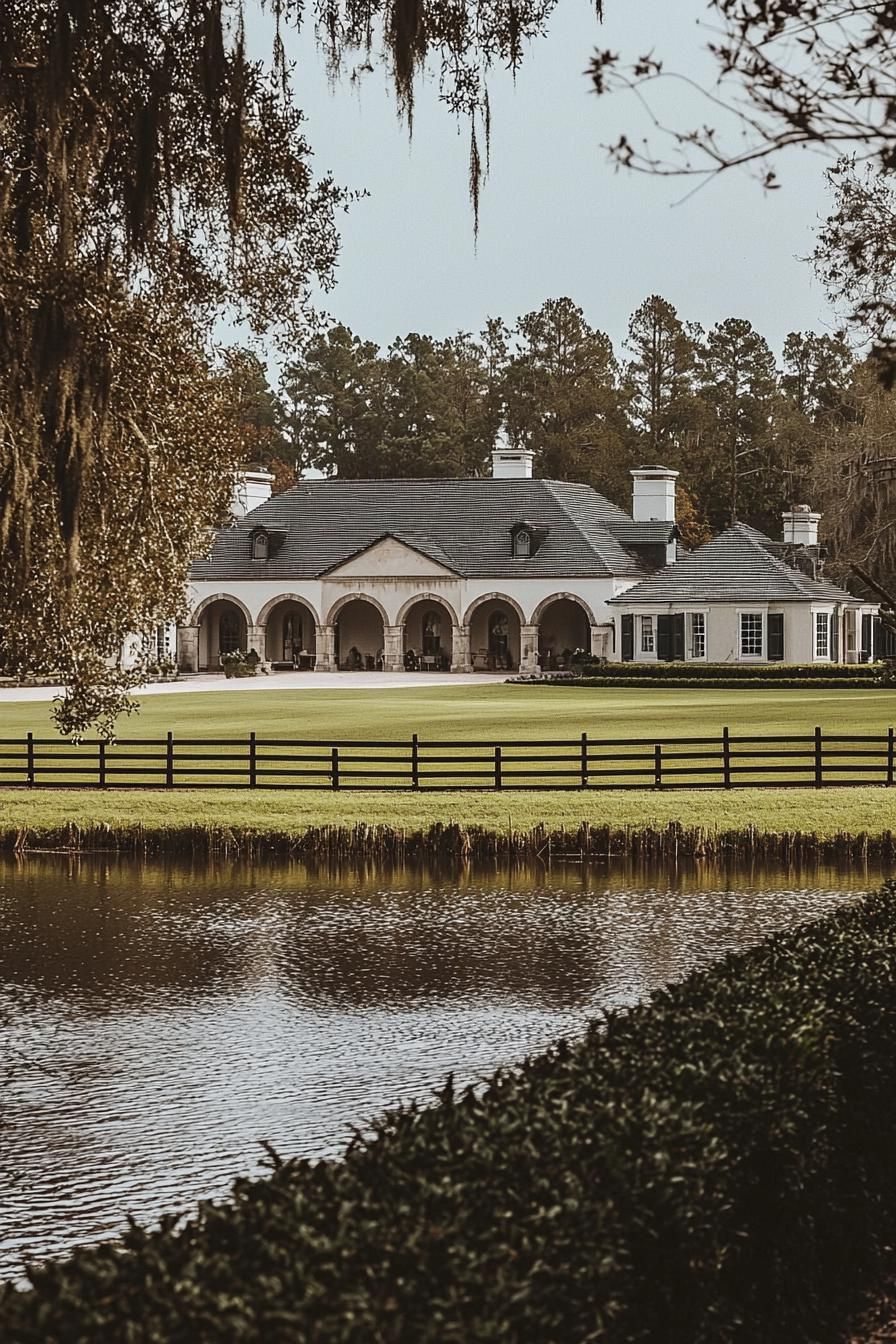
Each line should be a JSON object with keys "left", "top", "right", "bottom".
{"left": 491, "top": 448, "right": 534, "bottom": 479}
{"left": 782, "top": 505, "right": 821, "bottom": 548}
{"left": 631, "top": 465, "right": 678, "bottom": 522}
{"left": 231, "top": 468, "right": 274, "bottom": 518}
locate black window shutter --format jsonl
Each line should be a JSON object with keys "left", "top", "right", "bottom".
{"left": 862, "top": 613, "right": 872, "bottom": 663}
{"left": 830, "top": 611, "right": 839, "bottom": 661}
{"left": 767, "top": 613, "right": 784, "bottom": 662}
{"left": 621, "top": 614, "right": 634, "bottom": 662}
{"left": 672, "top": 613, "right": 685, "bottom": 661}
{"left": 656, "top": 615, "right": 671, "bottom": 661}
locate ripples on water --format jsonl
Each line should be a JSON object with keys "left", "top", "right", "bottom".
{"left": 0, "top": 851, "right": 886, "bottom": 1281}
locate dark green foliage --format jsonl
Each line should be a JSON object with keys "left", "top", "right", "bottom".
{"left": 572, "top": 660, "right": 883, "bottom": 683}
{"left": 6, "top": 883, "right": 896, "bottom": 1341}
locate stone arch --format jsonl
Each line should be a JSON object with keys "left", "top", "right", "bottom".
{"left": 529, "top": 591, "right": 598, "bottom": 627}
{"left": 190, "top": 591, "right": 254, "bottom": 627}
{"left": 257, "top": 594, "right": 321, "bottom": 665}
{"left": 461, "top": 591, "right": 527, "bottom": 628}
{"left": 533, "top": 593, "right": 595, "bottom": 670}
{"left": 325, "top": 591, "right": 391, "bottom": 627}
{"left": 397, "top": 593, "right": 460, "bottom": 671}
{"left": 395, "top": 592, "right": 460, "bottom": 628}
{"left": 256, "top": 593, "right": 321, "bottom": 628}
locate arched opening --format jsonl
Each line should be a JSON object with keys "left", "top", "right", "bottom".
{"left": 400, "top": 597, "right": 456, "bottom": 671}
{"left": 197, "top": 599, "right": 248, "bottom": 671}
{"left": 536, "top": 597, "right": 592, "bottom": 671}
{"left": 334, "top": 598, "right": 385, "bottom": 671}
{"left": 262, "top": 599, "right": 318, "bottom": 669}
{"left": 468, "top": 598, "right": 521, "bottom": 672}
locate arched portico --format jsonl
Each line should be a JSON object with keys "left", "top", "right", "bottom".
{"left": 256, "top": 594, "right": 320, "bottom": 667}
{"left": 193, "top": 595, "right": 252, "bottom": 671}
{"left": 532, "top": 594, "right": 596, "bottom": 670}
{"left": 327, "top": 594, "right": 388, "bottom": 671}
{"left": 463, "top": 593, "right": 525, "bottom": 672}
{"left": 396, "top": 593, "right": 460, "bottom": 671}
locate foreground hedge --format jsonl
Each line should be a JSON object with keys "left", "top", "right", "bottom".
{"left": 5, "top": 887, "right": 896, "bottom": 1342}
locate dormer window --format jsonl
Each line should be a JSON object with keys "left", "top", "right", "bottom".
{"left": 510, "top": 520, "right": 546, "bottom": 559}
{"left": 514, "top": 530, "right": 531, "bottom": 558}
{"left": 252, "top": 531, "right": 269, "bottom": 560}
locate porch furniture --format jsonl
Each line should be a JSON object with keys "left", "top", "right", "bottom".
{"left": 472, "top": 649, "right": 489, "bottom": 670}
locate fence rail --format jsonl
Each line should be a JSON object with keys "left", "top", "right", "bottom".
{"left": 2, "top": 728, "right": 895, "bottom": 790}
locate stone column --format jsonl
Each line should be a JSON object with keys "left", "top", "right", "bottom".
{"left": 451, "top": 623, "right": 471, "bottom": 672}
{"left": 247, "top": 624, "right": 265, "bottom": 660}
{"left": 317, "top": 624, "right": 337, "bottom": 671}
{"left": 383, "top": 624, "right": 404, "bottom": 672}
{"left": 590, "top": 624, "right": 606, "bottom": 659}
{"left": 519, "top": 624, "right": 539, "bottom": 674}
{"left": 177, "top": 625, "right": 199, "bottom": 674}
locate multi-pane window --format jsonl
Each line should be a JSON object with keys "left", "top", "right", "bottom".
{"left": 690, "top": 612, "right": 706, "bottom": 659}
{"left": 514, "top": 531, "right": 531, "bottom": 558}
{"left": 740, "top": 612, "right": 763, "bottom": 658}
{"left": 641, "top": 616, "right": 655, "bottom": 653}
{"left": 815, "top": 611, "right": 830, "bottom": 659}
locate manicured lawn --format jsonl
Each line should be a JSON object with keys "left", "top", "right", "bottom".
{"left": 3, "top": 682, "right": 896, "bottom": 741}
{"left": 2, "top": 786, "right": 896, "bottom": 841}
{"left": 3, "top": 686, "right": 896, "bottom": 829}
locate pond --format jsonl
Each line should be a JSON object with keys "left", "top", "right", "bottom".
{"left": 0, "top": 850, "right": 887, "bottom": 1282}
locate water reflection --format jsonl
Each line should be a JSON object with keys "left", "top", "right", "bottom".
{"left": 0, "top": 851, "right": 885, "bottom": 1280}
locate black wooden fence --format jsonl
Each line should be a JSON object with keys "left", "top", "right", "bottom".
{"left": 2, "top": 727, "right": 896, "bottom": 789}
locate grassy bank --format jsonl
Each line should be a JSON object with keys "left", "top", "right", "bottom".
{"left": 2, "top": 784, "right": 895, "bottom": 836}
{"left": 3, "top": 682, "right": 896, "bottom": 742}
{"left": 3, "top": 787, "right": 896, "bottom": 862}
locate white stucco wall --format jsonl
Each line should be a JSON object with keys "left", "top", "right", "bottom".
{"left": 610, "top": 601, "right": 876, "bottom": 665}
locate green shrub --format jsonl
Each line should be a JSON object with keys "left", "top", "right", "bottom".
{"left": 574, "top": 659, "right": 882, "bottom": 681}
{"left": 5, "top": 886, "right": 896, "bottom": 1342}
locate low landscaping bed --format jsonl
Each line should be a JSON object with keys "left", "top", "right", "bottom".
{"left": 4, "top": 884, "right": 896, "bottom": 1341}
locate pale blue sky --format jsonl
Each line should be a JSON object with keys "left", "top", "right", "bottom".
{"left": 251, "top": 1, "right": 842, "bottom": 358}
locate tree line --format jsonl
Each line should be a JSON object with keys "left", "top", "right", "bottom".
{"left": 227, "top": 296, "right": 896, "bottom": 585}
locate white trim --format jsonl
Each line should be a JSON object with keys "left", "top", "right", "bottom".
{"left": 812, "top": 606, "right": 834, "bottom": 662}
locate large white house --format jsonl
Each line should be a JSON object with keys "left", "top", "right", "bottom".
{"left": 175, "top": 450, "right": 877, "bottom": 674}
{"left": 179, "top": 450, "right": 678, "bottom": 674}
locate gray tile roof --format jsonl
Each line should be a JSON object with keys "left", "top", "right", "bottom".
{"left": 190, "top": 478, "right": 652, "bottom": 581}
{"left": 609, "top": 522, "right": 865, "bottom": 606}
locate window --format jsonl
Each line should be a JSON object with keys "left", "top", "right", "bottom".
{"left": 690, "top": 612, "right": 706, "bottom": 659}
{"left": 815, "top": 611, "right": 830, "bottom": 659}
{"left": 513, "top": 530, "right": 531, "bottom": 558}
{"left": 252, "top": 531, "right": 269, "bottom": 560}
{"left": 219, "top": 608, "right": 241, "bottom": 653}
{"left": 640, "top": 616, "right": 655, "bottom": 653}
{"left": 740, "top": 612, "right": 763, "bottom": 658}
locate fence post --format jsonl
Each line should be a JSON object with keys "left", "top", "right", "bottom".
{"left": 494, "top": 745, "right": 502, "bottom": 790}
{"left": 654, "top": 743, "right": 663, "bottom": 790}
{"left": 166, "top": 731, "right": 174, "bottom": 789}
{"left": 248, "top": 732, "right": 257, "bottom": 788}
{"left": 580, "top": 732, "right": 588, "bottom": 788}
{"left": 814, "top": 725, "right": 823, "bottom": 788}
{"left": 98, "top": 739, "right": 106, "bottom": 789}
{"left": 722, "top": 726, "right": 731, "bottom": 789}
{"left": 331, "top": 745, "right": 340, "bottom": 790}
{"left": 26, "top": 732, "right": 35, "bottom": 788}
{"left": 888, "top": 727, "right": 895, "bottom": 787}
{"left": 411, "top": 733, "right": 419, "bottom": 789}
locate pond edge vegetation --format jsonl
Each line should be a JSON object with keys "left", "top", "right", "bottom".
{"left": 4, "top": 882, "right": 896, "bottom": 1340}
{"left": 4, "top": 818, "right": 896, "bottom": 864}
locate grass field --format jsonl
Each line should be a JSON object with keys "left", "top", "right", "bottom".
{"left": 2, "top": 683, "right": 896, "bottom": 838}
{"left": 3, "top": 682, "right": 896, "bottom": 741}
{"left": 2, "top": 784, "right": 896, "bottom": 839}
